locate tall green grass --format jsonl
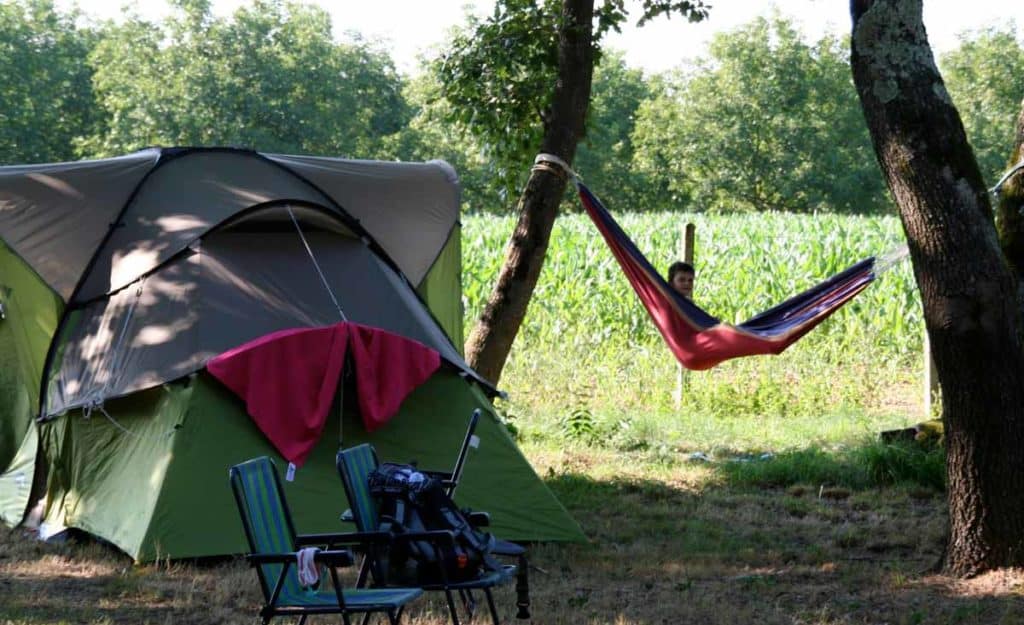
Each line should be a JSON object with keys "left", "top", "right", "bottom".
{"left": 463, "top": 208, "right": 924, "bottom": 451}
{"left": 716, "top": 440, "right": 946, "bottom": 492}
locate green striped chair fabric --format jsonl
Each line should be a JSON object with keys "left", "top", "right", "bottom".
{"left": 335, "top": 444, "right": 381, "bottom": 532}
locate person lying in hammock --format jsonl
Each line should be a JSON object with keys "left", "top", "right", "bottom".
{"left": 667, "top": 261, "right": 695, "bottom": 300}
{"left": 572, "top": 177, "right": 879, "bottom": 370}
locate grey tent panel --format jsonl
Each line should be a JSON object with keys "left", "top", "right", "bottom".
{"left": 0, "top": 150, "right": 160, "bottom": 300}
{"left": 48, "top": 255, "right": 204, "bottom": 415}
{"left": 265, "top": 154, "right": 460, "bottom": 286}
{"left": 195, "top": 229, "right": 465, "bottom": 363}
{"left": 76, "top": 151, "right": 331, "bottom": 301}
{"left": 0, "top": 149, "right": 461, "bottom": 302}
{"left": 49, "top": 211, "right": 474, "bottom": 416}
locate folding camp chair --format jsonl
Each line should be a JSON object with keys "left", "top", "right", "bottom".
{"left": 229, "top": 456, "right": 423, "bottom": 625}
{"left": 336, "top": 440, "right": 516, "bottom": 625}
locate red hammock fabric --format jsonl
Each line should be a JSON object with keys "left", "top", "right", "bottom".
{"left": 577, "top": 182, "right": 876, "bottom": 370}
{"left": 207, "top": 322, "right": 440, "bottom": 467}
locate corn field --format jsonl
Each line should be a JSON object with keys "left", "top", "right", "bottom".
{"left": 462, "top": 208, "right": 925, "bottom": 450}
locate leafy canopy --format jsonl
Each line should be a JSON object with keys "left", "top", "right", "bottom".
{"left": 82, "top": 0, "right": 410, "bottom": 157}
{"left": 631, "top": 14, "right": 886, "bottom": 213}
{"left": 433, "top": 0, "right": 709, "bottom": 204}
{"left": 0, "top": 0, "right": 99, "bottom": 164}
{"left": 940, "top": 25, "right": 1024, "bottom": 186}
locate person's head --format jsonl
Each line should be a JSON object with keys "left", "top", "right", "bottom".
{"left": 667, "top": 261, "right": 695, "bottom": 299}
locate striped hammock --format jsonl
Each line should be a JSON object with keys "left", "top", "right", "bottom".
{"left": 575, "top": 181, "right": 877, "bottom": 370}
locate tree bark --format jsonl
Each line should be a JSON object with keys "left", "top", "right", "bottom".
{"left": 464, "top": 0, "right": 595, "bottom": 385}
{"left": 850, "top": 0, "right": 1024, "bottom": 576}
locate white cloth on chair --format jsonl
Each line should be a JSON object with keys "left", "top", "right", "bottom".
{"left": 296, "top": 547, "right": 321, "bottom": 587}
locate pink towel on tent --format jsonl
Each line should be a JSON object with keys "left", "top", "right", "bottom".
{"left": 349, "top": 322, "right": 441, "bottom": 432}
{"left": 207, "top": 322, "right": 441, "bottom": 467}
{"left": 207, "top": 324, "right": 350, "bottom": 468}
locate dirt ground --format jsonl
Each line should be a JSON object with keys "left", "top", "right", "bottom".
{"left": 2, "top": 454, "right": 1023, "bottom": 624}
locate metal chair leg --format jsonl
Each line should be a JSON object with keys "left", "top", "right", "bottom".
{"left": 356, "top": 553, "right": 372, "bottom": 587}
{"left": 484, "top": 588, "right": 500, "bottom": 625}
{"left": 460, "top": 589, "right": 477, "bottom": 621}
{"left": 444, "top": 588, "right": 462, "bottom": 625}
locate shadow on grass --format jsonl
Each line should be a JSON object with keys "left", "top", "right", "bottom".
{"left": 537, "top": 461, "right": 1024, "bottom": 625}
{"left": 2, "top": 460, "right": 1021, "bottom": 625}
{"left": 0, "top": 560, "right": 181, "bottom": 623}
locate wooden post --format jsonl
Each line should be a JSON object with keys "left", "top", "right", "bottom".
{"left": 923, "top": 328, "right": 939, "bottom": 418}
{"left": 673, "top": 223, "right": 696, "bottom": 409}
{"left": 683, "top": 224, "right": 695, "bottom": 265}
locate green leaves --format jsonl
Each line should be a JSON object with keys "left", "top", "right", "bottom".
{"left": 939, "top": 25, "right": 1024, "bottom": 187}
{"left": 433, "top": 0, "right": 563, "bottom": 198}
{"left": 82, "top": 0, "right": 410, "bottom": 157}
{"left": 2, "top": 1, "right": 1019, "bottom": 225}
{"left": 431, "top": 0, "right": 710, "bottom": 207}
{"left": 631, "top": 14, "right": 888, "bottom": 214}
{"left": 635, "top": 1, "right": 710, "bottom": 27}
{"left": 0, "top": 0, "right": 100, "bottom": 164}
{"left": 574, "top": 50, "right": 657, "bottom": 211}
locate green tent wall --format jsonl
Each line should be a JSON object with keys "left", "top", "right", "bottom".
{"left": 416, "top": 226, "right": 464, "bottom": 353}
{"left": 0, "top": 242, "right": 61, "bottom": 526}
{"left": 38, "top": 372, "right": 579, "bottom": 561}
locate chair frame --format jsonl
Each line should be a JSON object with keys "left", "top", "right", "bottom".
{"left": 336, "top": 444, "right": 514, "bottom": 625}
{"left": 230, "top": 457, "right": 423, "bottom": 625}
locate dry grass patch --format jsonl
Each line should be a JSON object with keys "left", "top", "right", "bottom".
{"left": 3, "top": 447, "right": 1024, "bottom": 625}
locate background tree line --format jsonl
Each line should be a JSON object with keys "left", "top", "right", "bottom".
{"left": 2, "top": 0, "right": 1022, "bottom": 217}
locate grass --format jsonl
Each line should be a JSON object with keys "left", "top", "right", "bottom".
{"left": 716, "top": 440, "right": 947, "bottom": 492}
{"left": 3, "top": 440, "right": 1023, "bottom": 625}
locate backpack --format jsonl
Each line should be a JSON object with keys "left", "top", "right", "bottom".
{"left": 367, "top": 462, "right": 501, "bottom": 585}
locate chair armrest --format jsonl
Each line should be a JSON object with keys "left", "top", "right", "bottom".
{"left": 297, "top": 531, "right": 391, "bottom": 547}
{"left": 466, "top": 511, "right": 490, "bottom": 527}
{"left": 314, "top": 549, "right": 355, "bottom": 567}
{"left": 420, "top": 470, "right": 456, "bottom": 488}
{"left": 247, "top": 549, "right": 355, "bottom": 567}
{"left": 247, "top": 552, "right": 299, "bottom": 565}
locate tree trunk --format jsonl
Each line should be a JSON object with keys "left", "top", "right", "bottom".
{"left": 850, "top": 0, "right": 1024, "bottom": 576}
{"left": 464, "top": 0, "right": 595, "bottom": 385}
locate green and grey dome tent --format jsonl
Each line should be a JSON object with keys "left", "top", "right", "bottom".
{"left": 0, "top": 147, "right": 582, "bottom": 561}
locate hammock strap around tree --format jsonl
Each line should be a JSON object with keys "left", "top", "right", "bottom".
{"left": 533, "top": 152, "right": 883, "bottom": 371}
